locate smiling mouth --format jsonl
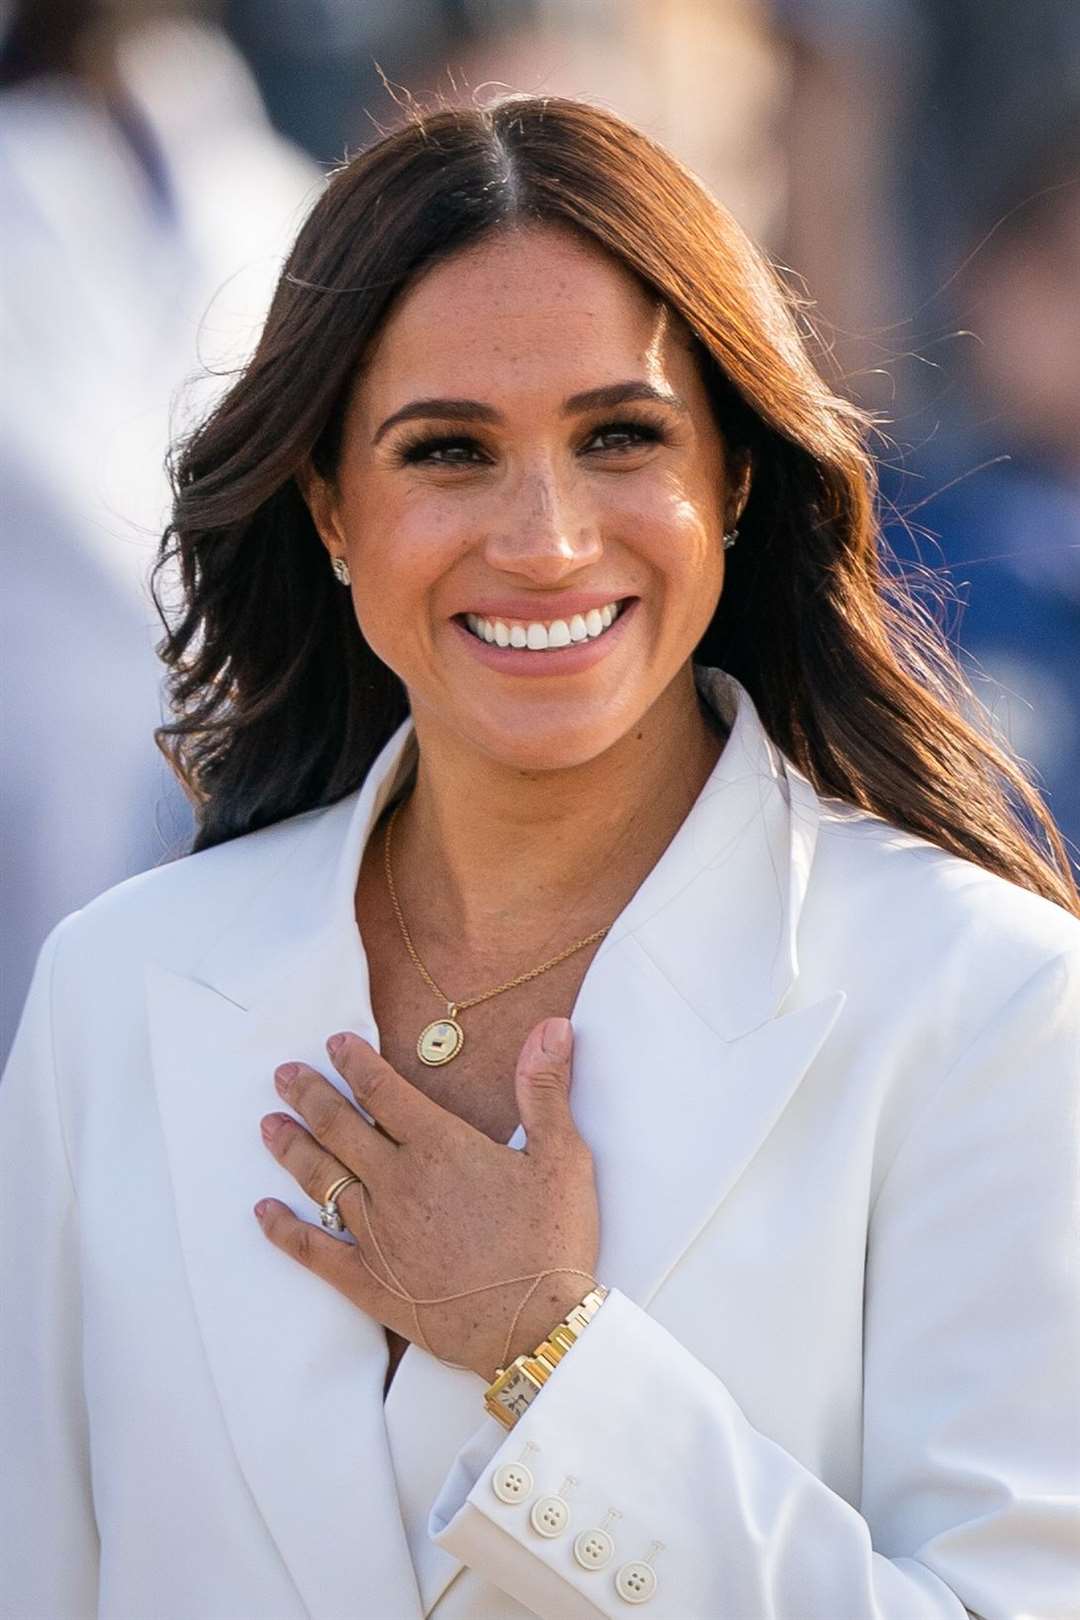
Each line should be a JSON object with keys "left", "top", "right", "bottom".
{"left": 460, "top": 598, "right": 629, "bottom": 651}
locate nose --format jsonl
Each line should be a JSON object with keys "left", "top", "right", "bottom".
{"left": 481, "top": 463, "right": 603, "bottom": 583}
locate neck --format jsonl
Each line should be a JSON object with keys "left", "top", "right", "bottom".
{"left": 386, "top": 666, "right": 726, "bottom": 957}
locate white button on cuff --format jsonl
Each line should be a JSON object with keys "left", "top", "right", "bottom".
{"left": 574, "top": 1527, "right": 615, "bottom": 1569}
{"left": 530, "top": 1494, "right": 570, "bottom": 1538}
{"left": 492, "top": 1462, "right": 534, "bottom": 1504}
{"left": 615, "top": 1561, "right": 658, "bottom": 1604}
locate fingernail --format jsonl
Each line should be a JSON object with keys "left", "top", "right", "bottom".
{"left": 254, "top": 1200, "right": 269, "bottom": 1221}
{"left": 260, "top": 1113, "right": 290, "bottom": 1142}
{"left": 541, "top": 1017, "right": 572, "bottom": 1059}
{"left": 327, "top": 1033, "right": 347, "bottom": 1055}
{"left": 275, "top": 1063, "right": 298, "bottom": 1092}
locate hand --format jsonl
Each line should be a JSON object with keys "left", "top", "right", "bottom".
{"left": 256, "top": 1017, "right": 600, "bottom": 1381}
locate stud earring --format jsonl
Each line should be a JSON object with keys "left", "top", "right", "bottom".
{"left": 722, "top": 528, "right": 739, "bottom": 551}
{"left": 331, "top": 557, "right": 351, "bottom": 586}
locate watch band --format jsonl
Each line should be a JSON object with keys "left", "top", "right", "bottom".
{"left": 483, "top": 1284, "right": 609, "bottom": 1429}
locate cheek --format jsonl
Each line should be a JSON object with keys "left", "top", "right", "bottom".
{"left": 614, "top": 478, "right": 723, "bottom": 601}
{"left": 341, "top": 491, "right": 470, "bottom": 652}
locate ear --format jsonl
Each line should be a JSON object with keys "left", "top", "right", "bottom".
{"left": 296, "top": 457, "right": 347, "bottom": 563}
{"left": 728, "top": 450, "right": 753, "bottom": 526}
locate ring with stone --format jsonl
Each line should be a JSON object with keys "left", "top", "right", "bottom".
{"left": 318, "top": 1173, "right": 363, "bottom": 1233}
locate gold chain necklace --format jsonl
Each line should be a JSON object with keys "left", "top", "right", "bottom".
{"left": 383, "top": 801, "right": 611, "bottom": 1066}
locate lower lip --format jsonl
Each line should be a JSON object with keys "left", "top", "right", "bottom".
{"left": 451, "top": 600, "right": 638, "bottom": 677}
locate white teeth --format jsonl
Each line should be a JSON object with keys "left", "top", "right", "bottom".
{"left": 464, "top": 600, "right": 624, "bottom": 649}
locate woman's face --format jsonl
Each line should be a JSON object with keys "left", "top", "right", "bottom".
{"left": 309, "top": 224, "right": 746, "bottom": 771}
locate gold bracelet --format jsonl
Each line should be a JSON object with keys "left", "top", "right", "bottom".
{"left": 483, "top": 1285, "right": 609, "bottom": 1429}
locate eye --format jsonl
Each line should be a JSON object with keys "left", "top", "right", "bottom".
{"left": 582, "top": 417, "right": 666, "bottom": 454}
{"left": 393, "top": 415, "right": 668, "bottom": 467}
{"left": 396, "top": 433, "right": 489, "bottom": 467}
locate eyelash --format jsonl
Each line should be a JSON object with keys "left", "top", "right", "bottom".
{"left": 394, "top": 415, "right": 668, "bottom": 467}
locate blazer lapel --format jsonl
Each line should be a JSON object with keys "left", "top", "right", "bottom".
{"left": 580, "top": 667, "right": 847, "bottom": 1306}
{"left": 146, "top": 726, "right": 429, "bottom": 1620}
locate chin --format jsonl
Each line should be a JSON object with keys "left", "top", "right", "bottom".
{"left": 453, "top": 694, "right": 648, "bottom": 776}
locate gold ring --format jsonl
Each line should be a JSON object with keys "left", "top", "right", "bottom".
{"left": 318, "top": 1173, "right": 363, "bottom": 1233}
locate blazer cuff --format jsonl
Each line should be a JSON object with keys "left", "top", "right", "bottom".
{"left": 428, "top": 1288, "right": 672, "bottom": 1617}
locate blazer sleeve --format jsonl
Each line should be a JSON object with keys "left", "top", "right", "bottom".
{"left": 1, "top": 919, "right": 100, "bottom": 1620}
{"left": 429, "top": 948, "right": 1080, "bottom": 1620}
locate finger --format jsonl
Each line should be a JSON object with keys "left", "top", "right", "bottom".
{"left": 274, "top": 1061, "right": 395, "bottom": 1176}
{"left": 513, "top": 1017, "right": 578, "bottom": 1156}
{"left": 260, "top": 1110, "right": 369, "bottom": 1232}
{"left": 254, "top": 1196, "right": 409, "bottom": 1336}
{"left": 254, "top": 1197, "right": 361, "bottom": 1287}
{"left": 326, "top": 1033, "right": 440, "bottom": 1143}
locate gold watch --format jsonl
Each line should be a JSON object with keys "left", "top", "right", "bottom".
{"left": 483, "top": 1284, "right": 609, "bottom": 1430}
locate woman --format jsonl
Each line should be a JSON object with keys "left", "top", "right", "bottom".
{"left": 2, "top": 97, "right": 1078, "bottom": 1620}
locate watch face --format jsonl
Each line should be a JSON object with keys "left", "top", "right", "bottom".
{"left": 495, "top": 1365, "right": 541, "bottom": 1420}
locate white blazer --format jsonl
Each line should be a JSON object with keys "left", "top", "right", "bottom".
{"left": 3, "top": 670, "right": 1079, "bottom": 1620}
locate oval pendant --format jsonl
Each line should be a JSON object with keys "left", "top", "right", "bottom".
{"left": 417, "top": 1016, "right": 464, "bottom": 1066}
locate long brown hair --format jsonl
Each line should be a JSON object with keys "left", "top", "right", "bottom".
{"left": 154, "top": 96, "right": 1079, "bottom": 915}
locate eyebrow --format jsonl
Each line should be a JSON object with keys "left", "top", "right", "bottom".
{"left": 371, "top": 381, "right": 689, "bottom": 444}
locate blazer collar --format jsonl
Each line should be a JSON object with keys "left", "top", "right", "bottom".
{"left": 193, "top": 667, "right": 817, "bottom": 1041}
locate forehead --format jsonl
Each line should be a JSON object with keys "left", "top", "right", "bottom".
{"left": 356, "top": 224, "right": 694, "bottom": 413}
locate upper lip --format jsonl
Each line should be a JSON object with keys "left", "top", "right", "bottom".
{"left": 455, "top": 592, "right": 635, "bottom": 622}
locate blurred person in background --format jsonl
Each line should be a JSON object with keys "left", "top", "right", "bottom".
{"left": 0, "top": 0, "right": 317, "bottom": 1059}
{"left": 0, "top": 455, "right": 180, "bottom": 1073}
{"left": 897, "top": 113, "right": 1080, "bottom": 857}
{"left": 774, "top": 0, "right": 1080, "bottom": 861}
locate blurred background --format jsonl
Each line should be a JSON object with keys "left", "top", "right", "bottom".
{"left": 2, "top": 0, "right": 1078, "bottom": 1059}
